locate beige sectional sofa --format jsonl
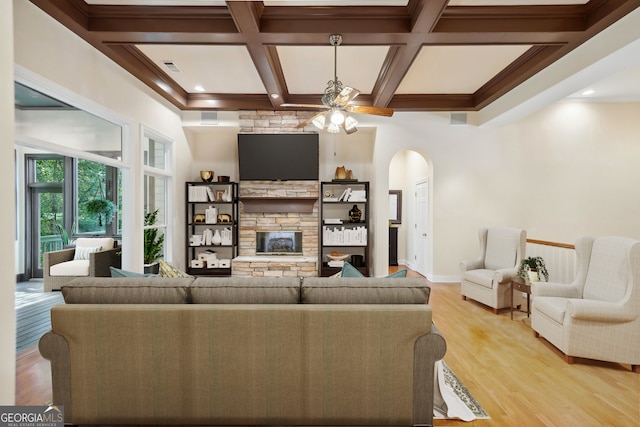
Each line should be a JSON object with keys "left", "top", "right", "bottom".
{"left": 39, "top": 276, "right": 446, "bottom": 426}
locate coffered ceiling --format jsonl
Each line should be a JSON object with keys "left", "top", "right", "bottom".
{"left": 29, "top": 0, "right": 640, "bottom": 113}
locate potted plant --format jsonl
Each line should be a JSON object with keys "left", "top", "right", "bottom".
{"left": 85, "top": 198, "right": 115, "bottom": 227}
{"left": 144, "top": 209, "right": 164, "bottom": 274}
{"left": 518, "top": 256, "right": 549, "bottom": 282}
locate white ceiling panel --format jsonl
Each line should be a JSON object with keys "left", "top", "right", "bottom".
{"left": 86, "top": 0, "right": 225, "bottom": 4}
{"left": 136, "top": 44, "right": 267, "bottom": 94}
{"left": 277, "top": 45, "right": 389, "bottom": 95}
{"left": 397, "top": 45, "right": 532, "bottom": 94}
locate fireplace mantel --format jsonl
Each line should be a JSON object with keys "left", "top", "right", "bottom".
{"left": 240, "top": 197, "right": 317, "bottom": 213}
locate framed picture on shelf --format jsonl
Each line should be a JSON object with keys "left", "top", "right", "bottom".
{"left": 389, "top": 190, "right": 402, "bottom": 224}
{"left": 215, "top": 190, "right": 225, "bottom": 202}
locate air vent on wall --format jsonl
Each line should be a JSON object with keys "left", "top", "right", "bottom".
{"left": 161, "top": 60, "right": 181, "bottom": 73}
{"left": 201, "top": 112, "right": 219, "bottom": 126}
{"left": 450, "top": 113, "right": 467, "bottom": 126}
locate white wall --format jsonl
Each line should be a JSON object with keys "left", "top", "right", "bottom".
{"left": 14, "top": 0, "right": 194, "bottom": 271}
{"left": 369, "top": 104, "right": 640, "bottom": 279}
{"left": 1, "top": 0, "right": 15, "bottom": 405}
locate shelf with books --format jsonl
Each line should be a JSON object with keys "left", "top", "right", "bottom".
{"left": 185, "top": 182, "right": 238, "bottom": 276}
{"left": 319, "top": 181, "right": 370, "bottom": 277}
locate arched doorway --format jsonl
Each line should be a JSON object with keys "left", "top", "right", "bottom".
{"left": 388, "top": 150, "right": 432, "bottom": 277}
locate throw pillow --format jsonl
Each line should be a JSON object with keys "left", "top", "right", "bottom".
{"left": 386, "top": 269, "right": 408, "bottom": 278}
{"left": 109, "top": 266, "right": 158, "bottom": 278}
{"left": 159, "top": 260, "right": 193, "bottom": 278}
{"left": 74, "top": 246, "right": 102, "bottom": 260}
{"left": 340, "top": 261, "right": 364, "bottom": 277}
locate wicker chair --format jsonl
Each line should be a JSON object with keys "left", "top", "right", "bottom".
{"left": 43, "top": 237, "right": 121, "bottom": 291}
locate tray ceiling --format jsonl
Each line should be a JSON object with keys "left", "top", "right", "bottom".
{"left": 29, "top": 0, "right": 640, "bottom": 112}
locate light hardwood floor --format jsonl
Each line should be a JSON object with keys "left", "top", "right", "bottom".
{"left": 16, "top": 269, "right": 640, "bottom": 426}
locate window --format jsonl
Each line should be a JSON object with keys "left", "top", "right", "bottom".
{"left": 143, "top": 130, "right": 173, "bottom": 263}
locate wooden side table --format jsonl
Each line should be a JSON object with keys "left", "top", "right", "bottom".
{"left": 511, "top": 276, "right": 531, "bottom": 320}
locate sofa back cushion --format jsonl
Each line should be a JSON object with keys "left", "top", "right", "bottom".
{"left": 62, "top": 277, "right": 192, "bottom": 304}
{"left": 191, "top": 277, "right": 301, "bottom": 304}
{"left": 301, "top": 277, "right": 430, "bottom": 304}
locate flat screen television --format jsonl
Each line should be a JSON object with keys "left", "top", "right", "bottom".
{"left": 238, "top": 134, "right": 319, "bottom": 181}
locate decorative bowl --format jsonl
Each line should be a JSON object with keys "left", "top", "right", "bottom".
{"left": 200, "top": 170, "right": 214, "bottom": 182}
{"left": 217, "top": 175, "right": 230, "bottom": 182}
{"left": 327, "top": 253, "right": 349, "bottom": 261}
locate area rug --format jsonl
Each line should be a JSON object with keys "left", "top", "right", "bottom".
{"left": 434, "top": 360, "right": 490, "bottom": 421}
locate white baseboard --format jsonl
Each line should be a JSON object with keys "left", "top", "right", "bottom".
{"left": 397, "top": 260, "right": 460, "bottom": 283}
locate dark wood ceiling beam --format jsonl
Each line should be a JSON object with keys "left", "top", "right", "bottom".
{"left": 434, "top": 6, "right": 586, "bottom": 33}
{"left": 107, "top": 44, "right": 188, "bottom": 109}
{"left": 226, "top": 1, "right": 286, "bottom": 109}
{"left": 473, "top": 45, "right": 564, "bottom": 110}
{"left": 388, "top": 94, "right": 476, "bottom": 111}
{"left": 370, "top": 0, "right": 448, "bottom": 107}
{"left": 85, "top": 5, "right": 237, "bottom": 33}
{"left": 186, "top": 93, "right": 274, "bottom": 110}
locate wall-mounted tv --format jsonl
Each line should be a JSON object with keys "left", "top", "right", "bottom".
{"left": 238, "top": 134, "right": 319, "bottom": 181}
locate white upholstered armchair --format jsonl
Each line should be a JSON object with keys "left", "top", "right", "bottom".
{"left": 531, "top": 236, "right": 640, "bottom": 372}
{"left": 460, "top": 227, "right": 526, "bottom": 314}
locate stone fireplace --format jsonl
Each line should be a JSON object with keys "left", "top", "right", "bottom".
{"left": 232, "top": 180, "right": 319, "bottom": 277}
{"left": 231, "top": 110, "right": 319, "bottom": 277}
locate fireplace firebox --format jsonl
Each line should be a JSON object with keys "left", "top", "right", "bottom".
{"left": 256, "top": 231, "right": 303, "bottom": 255}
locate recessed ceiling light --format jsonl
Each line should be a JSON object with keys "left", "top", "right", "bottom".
{"left": 194, "top": 85, "right": 205, "bottom": 92}
{"left": 581, "top": 89, "right": 596, "bottom": 96}
{"left": 271, "top": 93, "right": 280, "bottom": 99}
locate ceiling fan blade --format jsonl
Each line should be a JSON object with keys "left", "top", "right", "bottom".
{"left": 297, "top": 111, "right": 325, "bottom": 129}
{"left": 347, "top": 105, "right": 394, "bottom": 117}
{"left": 281, "top": 103, "right": 328, "bottom": 109}
{"left": 335, "top": 86, "right": 360, "bottom": 106}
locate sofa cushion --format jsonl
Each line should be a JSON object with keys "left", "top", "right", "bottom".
{"left": 191, "top": 277, "right": 301, "bottom": 304}
{"left": 302, "top": 277, "right": 430, "bottom": 304}
{"left": 61, "top": 277, "right": 192, "bottom": 304}
{"left": 49, "top": 259, "right": 90, "bottom": 277}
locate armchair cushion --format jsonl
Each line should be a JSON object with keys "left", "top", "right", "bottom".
{"left": 532, "top": 297, "right": 567, "bottom": 324}
{"left": 462, "top": 269, "right": 494, "bottom": 289}
{"left": 50, "top": 259, "right": 90, "bottom": 276}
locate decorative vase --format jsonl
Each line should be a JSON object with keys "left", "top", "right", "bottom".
{"left": 349, "top": 204, "right": 362, "bottom": 223}
{"left": 200, "top": 170, "right": 214, "bottom": 182}
{"left": 212, "top": 229, "right": 222, "bottom": 245}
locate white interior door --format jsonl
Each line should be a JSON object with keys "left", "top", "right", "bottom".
{"left": 414, "top": 179, "right": 430, "bottom": 277}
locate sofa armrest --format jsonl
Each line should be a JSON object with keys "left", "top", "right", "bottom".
{"left": 413, "top": 323, "right": 447, "bottom": 426}
{"left": 532, "top": 282, "right": 581, "bottom": 298}
{"left": 567, "top": 299, "right": 636, "bottom": 322}
{"left": 89, "top": 246, "right": 122, "bottom": 277}
{"left": 39, "top": 331, "right": 72, "bottom": 422}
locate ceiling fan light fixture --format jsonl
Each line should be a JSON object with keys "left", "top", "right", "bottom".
{"left": 344, "top": 115, "right": 358, "bottom": 131}
{"left": 327, "top": 122, "right": 340, "bottom": 133}
{"left": 330, "top": 109, "right": 345, "bottom": 125}
{"left": 312, "top": 114, "right": 326, "bottom": 129}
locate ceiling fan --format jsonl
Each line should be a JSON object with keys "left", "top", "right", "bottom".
{"left": 281, "top": 34, "right": 394, "bottom": 135}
